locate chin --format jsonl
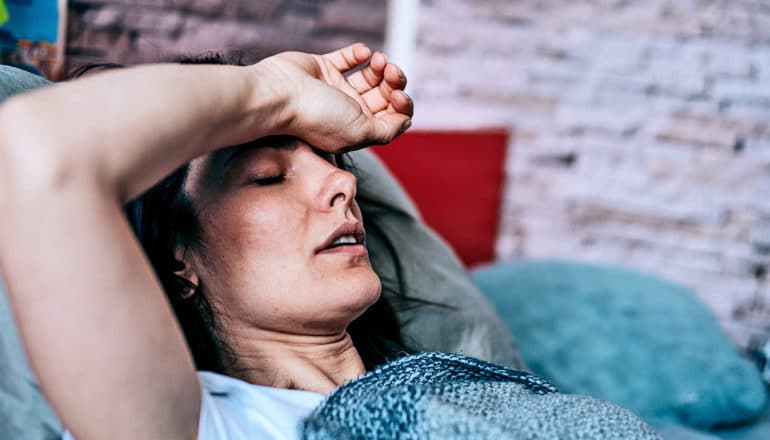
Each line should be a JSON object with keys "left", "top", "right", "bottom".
{"left": 338, "top": 269, "right": 382, "bottom": 316}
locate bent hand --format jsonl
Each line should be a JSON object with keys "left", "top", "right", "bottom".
{"left": 255, "top": 43, "right": 414, "bottom": 152}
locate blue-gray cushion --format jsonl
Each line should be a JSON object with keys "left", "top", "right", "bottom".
{"left": 0, "top": 279, "right": 62, "bottom": 440}
{"left": 0, "top": 65, "right": 51, "bottom": 101}
{"left": 472, "top": 260, "right": 767, "bottom": 430}
{"left": 351, "top": 150, "right": 524, "bottom": 370}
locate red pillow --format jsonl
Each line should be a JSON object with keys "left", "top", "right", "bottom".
{"left": 372, "top": 130, "right": 508, "bottom": 267}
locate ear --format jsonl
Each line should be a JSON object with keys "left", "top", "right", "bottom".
{"left": 174, "top": 248, "right": 199, "bottom": 300}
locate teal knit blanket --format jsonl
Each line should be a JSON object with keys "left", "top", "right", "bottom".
{"left": 303, "top": 352, "right": 660, "bottom": 439}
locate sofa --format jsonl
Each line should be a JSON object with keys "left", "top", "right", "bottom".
{"left": 1, "top": 64, "right": 768, "bottom": 439}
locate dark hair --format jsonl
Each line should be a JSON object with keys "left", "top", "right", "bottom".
{"left": 94, "top": 54, "right": 415, "bottom": 373}
{"left": 123, "top": 163, "right": 231, "bottom": 371}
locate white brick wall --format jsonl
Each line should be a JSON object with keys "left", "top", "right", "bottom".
{"left": 413, "top": 0, "right": 770, "bottom": 348}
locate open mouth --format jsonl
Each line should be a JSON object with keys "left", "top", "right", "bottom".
{"left": 316, "top": 222, "right": 367, "bottom": 255}
{"left": 324, "top": 234, "right": 362, "bottom": 249}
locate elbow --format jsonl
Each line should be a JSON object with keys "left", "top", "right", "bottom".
{"left": 0, "top": 98, "right": 92, "bottom": 198}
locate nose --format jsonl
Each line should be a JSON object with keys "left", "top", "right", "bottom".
{"left": 320, "top": 166, "right": 357, "bottom": 211}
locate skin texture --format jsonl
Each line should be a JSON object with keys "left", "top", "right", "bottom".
{"left": 181, "top": 139, "right": 382, "bottom": 393}
{"left": 0, "top": 43, "right": 412, "bottom": 440}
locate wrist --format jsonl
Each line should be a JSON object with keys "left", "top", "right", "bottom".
{"left": 245, "top": 62, "right": 294, "bottom": 139}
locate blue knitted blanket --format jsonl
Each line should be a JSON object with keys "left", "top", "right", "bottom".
{"left": 302, "top": 352, "right": 660, "bottom": 439}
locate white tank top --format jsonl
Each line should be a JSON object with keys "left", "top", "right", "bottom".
{"left": 63, "top": 371, "right": 325, "bottom": 440}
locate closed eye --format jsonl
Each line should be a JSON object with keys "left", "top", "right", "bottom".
{"left": 250, "top": 174, "right": 285, "bottom": 186}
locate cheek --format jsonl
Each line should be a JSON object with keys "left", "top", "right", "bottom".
{"left": 198, "top": 197, "right": 309, "bottom": 299}
{"left": 241, "top": 202, "right": 301, "bottom": 250}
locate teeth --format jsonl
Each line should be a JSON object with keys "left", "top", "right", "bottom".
{"left": 331, "top": 235, "right": 357, "bottom": 246}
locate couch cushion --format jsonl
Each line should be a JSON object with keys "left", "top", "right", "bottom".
{"left": 472, "top": 259, "right": 767, "bottom": 429}
{"left": 370, "top": 130, "right": 508, "bottom": 267}
{"left": 351, "top": 150, "right": 524, "bottom": 370}
{"left": 0, "top": 65, "right": 51, "bottom": 102}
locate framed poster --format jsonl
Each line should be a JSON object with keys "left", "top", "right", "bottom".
{"left": 0, "top": 0, "right": 67, "bottom": 80}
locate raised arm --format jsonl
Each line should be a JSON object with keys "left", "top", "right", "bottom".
{"left": 0, "top": 43, "right": 412, "bottom": 203}
{"left": 0, "top": 43, "right": 411, "bottom": 440}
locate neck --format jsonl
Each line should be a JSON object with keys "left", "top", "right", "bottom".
{"left": 223, "top": 326, "right": 365, "bottom": 394}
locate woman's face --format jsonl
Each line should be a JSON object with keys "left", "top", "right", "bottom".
{"left": 181, "top": 138, "right": 381, "bottom": 336}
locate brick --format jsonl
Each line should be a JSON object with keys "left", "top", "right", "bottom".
{"left": 700, "top": 47, "right": 755, "bottom": 79}
{"left": 713, "top": 78, "right": 770, "bottom": 105}
{"left": 417, "top": 25, "right": 469, "bottom": 54}
{"left": 68, "top": 28, "right": 133, "bottom": 56}
{"left": 236, "top": 0, "right": 283, "bottom": 19}
{"left": 123, "top": 9, "right": 184, "bottom": 35}
{"left": 169, "top": 18, "right": 290, "bottom": 53}
{"left": 81, "top": 0, "right": 170, "bottom": 6}
{"left": 457, "top": 87, "right": 559, "bottom": 112}
{"left": 722, "top": 101, "right": 770, "bottom": 126}
{"left": 317, "top": 0, "right": 386, "bottom": 34}
{"left": 554, "top": 105, "right": 644, "bottom": 136}
{"left": 752, "top": 226, "right": 770, "bottom": 256}
{"left": 577, "top": 34, "right": 648, "bottom": 68}
{"left": 412, "top": 99, "right": 523, "bottom": 129}
{"left": 656, "top": 113, "right": 760, "bottom": 149}
{"left": 168, "top": 0, "right": 231, "bottom": 16}
{"left": 81, "top": 6, "right": 124, "bottom": 29}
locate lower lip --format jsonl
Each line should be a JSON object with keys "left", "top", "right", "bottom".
{"left": 317, "top": 244, "right": 368, "bottom": 256}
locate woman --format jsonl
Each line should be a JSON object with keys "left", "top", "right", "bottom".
{"left": 0, "top": 45, "right": 658, "bottom": 439}
{"left": 0, "top": 43, "right": 413, "bottom": 439}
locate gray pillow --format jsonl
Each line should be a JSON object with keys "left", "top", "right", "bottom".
{"left": 352, "top": 150, "right": 524, "bottom": 370}
{"left": 0, "top": 65, "right": 51, "bottom": 101}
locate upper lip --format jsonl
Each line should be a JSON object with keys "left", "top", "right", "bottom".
{"left": 316, "top": 221, "right": 366, "bottom": 253}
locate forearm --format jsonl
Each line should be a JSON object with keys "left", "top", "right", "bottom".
{"left": 0, "top": 64, "right": 251, "bottom": 439}
{"left": 0, "top": 63, "right": 287, "bottom": 437}
{"left": 0, "top": 63, "right": 287, "bottom": 202}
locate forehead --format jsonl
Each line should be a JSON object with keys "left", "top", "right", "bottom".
{"left": 215, "top": 136, "right": 303, "bottom": 169}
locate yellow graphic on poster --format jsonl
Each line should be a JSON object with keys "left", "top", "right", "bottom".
{"left": 0, "top": 0, "right": 67, "bottom": 80}
{"left": 0, "top": 1, "right": 8, "bottom": 26}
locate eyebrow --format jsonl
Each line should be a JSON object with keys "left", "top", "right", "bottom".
{"left": 221, "top": 137, "right": 300, "bottom": 170}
